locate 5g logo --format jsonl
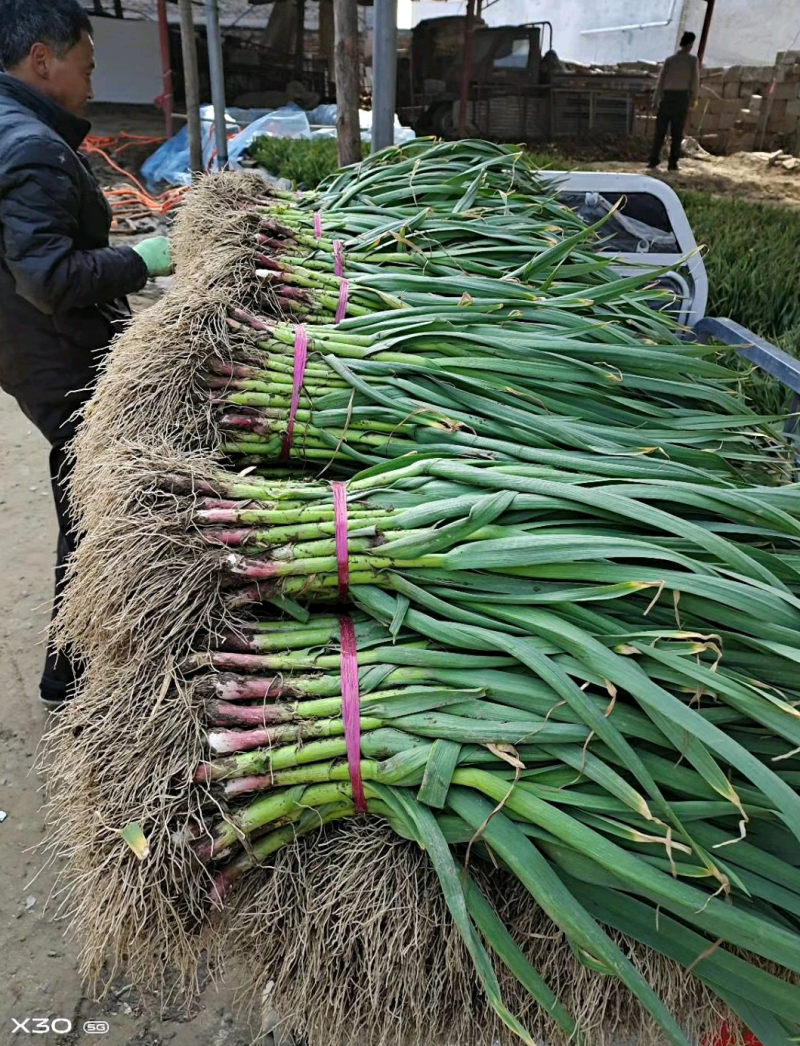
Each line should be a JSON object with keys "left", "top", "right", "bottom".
{"left": 11, "top": 1018, "right": 73, "bottom": 1034}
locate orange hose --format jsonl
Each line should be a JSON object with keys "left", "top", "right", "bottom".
{"left": 81, "top": 131, "right": 187, "bottom": 221}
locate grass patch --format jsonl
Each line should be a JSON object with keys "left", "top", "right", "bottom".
{"left": 248, "top": 137, "right": 368, "bottom": 188}
{"left": 679, "top": 190, "right": 800, "bottom": 357}
{"left": 679, "top": 190, "right": 800, "bottom": 415}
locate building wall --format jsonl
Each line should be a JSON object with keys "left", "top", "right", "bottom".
{"left": 403, "top": 0, "right": 799, "bottom": 69}
{"left": 91, "top": 16, "right": 163, "bottom": 105}
{"left": 681, "top": 0, "right": 800, "bottom": 69}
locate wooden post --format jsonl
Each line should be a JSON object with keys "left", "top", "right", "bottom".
{"left": 113, "top": 0, "right": 123, "bottom": 17}
{"left": 178, "top": 0, "right": 203, "bottom": 176}
{"left": 697, "top": 0, "right": 716, "bottom": 66}
{"left": 333, "top": 0, "right": 362, "bottom": 167}
{"left": 156, "top": 0, "right": 174, "bottom": 139}
{"left": 457, "top": 0, "right": 476, "bottom": 138}
{"left": 294, "top": 0, "right": 306, "bottom": 80}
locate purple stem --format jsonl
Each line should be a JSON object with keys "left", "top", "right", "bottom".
{"left": 223, "top": 774, "right": 274, "bottom": 798}
{"left": 215, "top": 674, "right": 305, "bottom": 701}
{"left": 206, "top": 699, "right": 292, "bottom": 728}
{"left": 207, "top": 359, "right": 258, "bottom": 379}
{"left": 230, "top": 307, "right": 272, "bottom": 332}
{"left": 219, "top": 415, "right": 272, "bottom": 435}
{"left": 201, "top": 529, "right": 261, "bottom": 547}
{"left": 208, "top": 722, "right": 306, "bottom": 754}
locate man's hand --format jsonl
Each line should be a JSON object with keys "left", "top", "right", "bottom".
{"left": 133, "top": 236, "right": 173, "bottom": 277}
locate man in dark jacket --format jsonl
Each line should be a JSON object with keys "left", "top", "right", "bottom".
{"left": 0, "top": 0, "right": 172, "bottom": 709}
{"left": 648, "top": 31, "right": 700, "bottom": 172}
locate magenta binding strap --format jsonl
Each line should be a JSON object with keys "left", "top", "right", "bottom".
{"left": 333, "top": 239, "right": 345, "bottom": 278}
{"left": 280, "top": 324, "right": 308, "bottom": 460}
{"left": 313, "top": 212, "right": 323, "bottom": 238}
{"left": 332, "top": 480, "right": 350, "bottom": 602}
{"left": 332, "top": 481, "right": 367, "bottom": 814}
{"left": 335, "top": 279, "right": 349, "bottom": 324}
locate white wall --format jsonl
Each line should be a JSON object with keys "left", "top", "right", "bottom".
{"left": 90, "top": 17, "right": 163, "bottom": 105}
{"left": 403, "top": 0, "right": 683, "bottom": 62}
{"left": 681, "top": 0, "right": 800, "bottom": 68}
{"left": 404, "top": 0, "right": 800, "bottom": 68}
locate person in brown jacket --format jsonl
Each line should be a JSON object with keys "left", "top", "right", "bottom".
{"left": 648, "top": 31, "right": 699, "bottom": 172}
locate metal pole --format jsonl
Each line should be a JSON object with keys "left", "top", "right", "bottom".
{"left": 156, "top": 0, "right": 174, "bottom": 138}
{"left": 371, "top": 0, "right": 398, "bottom": 153}
{"left": 205, "top": 0, "right": 229, "bottom": 168}
{"left": 333, "top": 0, "right": 362, "bottom": 167}
{"left": 457, "top": 0, "right": 476, "bottom": 138}
{"left": 178, "top": 0, "right": 203, "bottom": 176}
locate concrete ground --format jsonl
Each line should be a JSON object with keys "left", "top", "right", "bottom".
{"left": 0, "top": 276, "right": 256, "bottom": 1045}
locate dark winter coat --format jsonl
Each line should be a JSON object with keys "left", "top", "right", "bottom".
{"left": 0, "top": 73, "right": 148, "bottom": 443}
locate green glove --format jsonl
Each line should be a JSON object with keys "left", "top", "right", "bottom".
{"left": 133, "top": 236, "right": 173, "bottom": 277}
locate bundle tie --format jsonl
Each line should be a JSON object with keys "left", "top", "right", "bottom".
{"left": 332, "top": 480, "right": 350, "bottom": 602}
{"left": 335, "top": 278, "right": 349, "bottom": 325}
{"left": 313, "top": 212, "right": 322, "bottom": 238}
{"left": 333, "top": 239, "right": 345, "bottom": 278}
{"left": 280, "top": 324, "right": 308, "bottom": 460}
{"left": 340, "top": 616, "right": 367, "bottom": 813}
{"left": 332, "top": 480, "right": 366, "bottom": 813}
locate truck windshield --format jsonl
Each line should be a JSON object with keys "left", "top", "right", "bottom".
{"left": 494, "top": 37, "right": 530, "bottom": 69}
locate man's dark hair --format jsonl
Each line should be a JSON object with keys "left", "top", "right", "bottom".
{"left": 0, "top": 0, "right": 93, "bottom": 71}
{"left": 680, "top": 31, "right": 696, "bottom": 49}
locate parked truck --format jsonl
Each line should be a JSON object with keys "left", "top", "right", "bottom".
{"left": 396, "top": 16, "right": 654, "bottom": 142}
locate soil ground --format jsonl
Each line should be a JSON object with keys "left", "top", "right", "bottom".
{"left": 1, "top": 101, "right": 797, "bottom": 1045}
{"left": 0, "top": 281, "right": 256, "bottom": 1043}
{"left": 591, "top": 149, "right": 800, "bottom": 209}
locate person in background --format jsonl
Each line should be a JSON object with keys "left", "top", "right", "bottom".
{"left": 0, "top": 0, "right": 172, "bottom": 710}
{"left": 648, "top": 30, "right": 700, "bottom": 172}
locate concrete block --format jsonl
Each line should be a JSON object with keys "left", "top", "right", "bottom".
{"left": 723, "top": 80, "right": 740, "bottom": 99}
{"left": 723, "top": 98, "right": 745, "bottom": 113}
{"left": 719, "top": 111, "right": 737, "bottom": 130}
{"left": 699, "top": 83, "right": 720, "bottom": 100}
{"left": 767, "top": 98, "right": 788, "bottom": 123}
{"left": 775, "top": 64, "right": 800, "bottom": 83}
{"left": 736, "top": 109, "right": 758, "bottom": 126}
{"left": 772, "top": 82, "right": 799, "bottom": 100}
{"left": 697, "top": 132, "right": 723, "bottom": 151}
{"left": 731, "top": 130, "right": 756, "bottom": 151}
{"left": 723, "top": 65, "right": 742, "bottom": 81}
{"left": 700, "top": 99, "right": 723, "bottom": 118}
{"left": 698, "top": 113, "right": 721, "bottom": 133}
{"left": 786, "top": 99, "right": 800, "bottom": 118}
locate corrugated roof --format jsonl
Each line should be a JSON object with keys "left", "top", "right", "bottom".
{"left": 114, "top": 0, "right": 373, "bottom": 29}
{"left": 114, "top": 0, "right": 276, "bottom": 28}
